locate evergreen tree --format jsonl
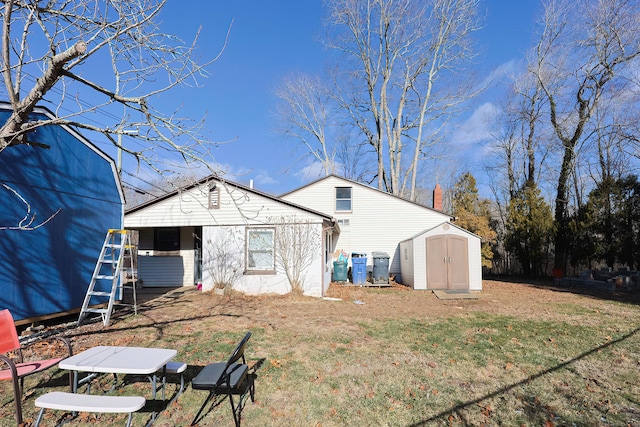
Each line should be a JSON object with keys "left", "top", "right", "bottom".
{"left": 579, "top": 175, "right": 640, "bottom": 269}
{"left": 452, "top": 173, "right": 497, "bottom": 268}
{"left": 505, "top": 181, "right": 553, "bottom": 276}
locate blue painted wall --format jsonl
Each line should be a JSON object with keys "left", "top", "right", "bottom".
{"left": 0, "top": 106, "right": 123, "bottom": 321}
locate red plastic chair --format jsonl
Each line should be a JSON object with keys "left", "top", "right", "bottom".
{"left": 0, "top": 309, "right": 72, "bottom": 426}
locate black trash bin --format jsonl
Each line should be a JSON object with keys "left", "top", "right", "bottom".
{"left": 372, "top": 252, "right": 390, "bottom": 284}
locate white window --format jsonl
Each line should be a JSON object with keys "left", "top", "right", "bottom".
{"left": 246, "top": 228, "right": 275, "bottom": 272}
{"left": 337, "top": 219, "right": 350, "bottom": 227}
{"left": 335, "top": 187, "right": 352, "bottom": 212}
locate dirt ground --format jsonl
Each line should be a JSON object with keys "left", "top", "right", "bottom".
{"left": 49, "top": 278, "right": 640, "bottom": 348}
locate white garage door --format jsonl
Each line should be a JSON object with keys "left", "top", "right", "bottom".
{"left": 138, "top": 255, "right": 188, "bottom": 287}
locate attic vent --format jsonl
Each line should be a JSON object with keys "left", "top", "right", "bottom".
{"left": 208, "top": 184, "right": 220, "bottom": 209}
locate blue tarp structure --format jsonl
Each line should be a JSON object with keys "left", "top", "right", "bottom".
{"left": 0, "top": 104, "right": 124, "bottom": 321}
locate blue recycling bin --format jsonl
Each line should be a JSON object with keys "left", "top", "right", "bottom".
{"left": 351, "top": 257, "right": 367, "bottom": 285}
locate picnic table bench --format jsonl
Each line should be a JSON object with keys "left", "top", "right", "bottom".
{"left": 34, "top": 392, "right": 145, "bottom": 427}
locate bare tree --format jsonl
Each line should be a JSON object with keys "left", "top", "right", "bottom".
{"left": 0, "top": 183, "right": 60, "bottom": 230}
{"left": 271, "top": 215, "right": 321, "bottom": 294}
{"left": 530, "top": 0, "right": 640, "bottom": 271}
{"left": 201, "top": 227, "right": 244, "bottom": 293}
{"left": 0, "top": 0, "right": 221, "bottom": 174}
{"left": 325, "top": 0, "right": 480, "bottom": 200}
{"left": 273, "top": 73, "right": 338, "bottom": 175}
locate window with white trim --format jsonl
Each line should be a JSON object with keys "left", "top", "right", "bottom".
{"left": 246, "top": 228, "right": 275, "bottom": 272}
{"left": 335, "top": 187, "right": 352, "bottom": 212}
{"left": 337, "top": 219, "right": 350, "bottom": 227}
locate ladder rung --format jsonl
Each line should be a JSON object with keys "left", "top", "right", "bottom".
{"left": 88, "top": 291, "right": 112, "bottom": 297}
{"left": 83, "top": 308, "right": 109, "bottom": 314}
{"left": 79, "top": 229, "right": 137, "bottom": 327}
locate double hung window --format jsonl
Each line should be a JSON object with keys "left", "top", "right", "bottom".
{"left": 246, "top": 228, "right": 275, "bottom": 272}
{"left": 335, "top": 187, "right": 352, "bottom": 212}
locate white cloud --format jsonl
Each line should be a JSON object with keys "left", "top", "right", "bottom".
{"left": 450, "top": 102, "right": 500, "bottom": 146}
{"left": 482, "top": 59, "right": 521, "bottom": 88}
{"left": 295, "top": 161, "right": 327, "bottom": 182}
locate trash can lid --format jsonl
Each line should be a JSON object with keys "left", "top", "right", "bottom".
{"left": 372, "top": 251, "right": 389, "bottom": 258}
{"left": 351, "top": 252, "right": 367, "bottom": 257}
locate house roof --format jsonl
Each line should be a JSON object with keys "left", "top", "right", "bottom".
{"left": 280, "top": 174, "right": 453, "bottom": 217}
{"left": 125, "top": 174, "right": 338, "bottom": 224}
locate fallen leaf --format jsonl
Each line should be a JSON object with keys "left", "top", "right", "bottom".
{"left": 270, "top": 359, "right": 282, "bottom": 368}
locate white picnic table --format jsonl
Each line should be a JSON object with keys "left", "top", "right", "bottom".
{"left": 58, "top": 345, "right": 177, "bottom": 424}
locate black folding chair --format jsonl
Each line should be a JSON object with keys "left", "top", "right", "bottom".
{"left": 191, "top": 331, "right": 255, "bottom": 426}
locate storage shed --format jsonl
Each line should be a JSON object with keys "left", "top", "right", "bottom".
{"left": 399, "top": 222, "right": 482, "bottom": 291}
{"left": 0, "top": 104, "right": 124, "bottom": 322}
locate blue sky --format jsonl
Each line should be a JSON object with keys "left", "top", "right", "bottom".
{"left": 132, "top": 0, "right": 542, "bottom": 196}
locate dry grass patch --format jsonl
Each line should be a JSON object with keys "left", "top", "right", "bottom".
{"left": 2, "top": 281, "right": 640, "bottom": 426}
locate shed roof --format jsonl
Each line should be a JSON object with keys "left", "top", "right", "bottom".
{"left": 400, "top": 221, "right": 482, "bottom": 243}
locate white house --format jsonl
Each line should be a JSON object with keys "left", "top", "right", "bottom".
{"left": 280, "top": 175, "right": 456, "bottom": 284}
{"left": 124, "top": 177, "right": 339, "bottom": 297}
{"left": 399, "top": 222, "right": 482, "bottom": 291}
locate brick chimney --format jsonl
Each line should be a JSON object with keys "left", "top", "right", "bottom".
{"left": 433, "top": 183, "right": 442, "bottom": 211}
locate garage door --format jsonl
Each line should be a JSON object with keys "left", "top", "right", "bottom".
{"left": 138, "top": 255, "right": 186, "bottom": 287}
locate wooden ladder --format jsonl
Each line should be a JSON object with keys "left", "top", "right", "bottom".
{"left": 78, "top": 229, "right": 138, "bottom": 326}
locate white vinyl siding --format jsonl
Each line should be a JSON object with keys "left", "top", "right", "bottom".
{"left": 125, "top": 181, "right": 334, "bottom": 296}
{"left": 126, "top": 182, "right": 322, "bottom": 228}
{"left": 281, "top": 176, "right": 452, "bottom": 275}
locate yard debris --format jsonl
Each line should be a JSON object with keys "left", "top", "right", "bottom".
{"left": 353, "top": 300, "right": 365, "bottom": 305}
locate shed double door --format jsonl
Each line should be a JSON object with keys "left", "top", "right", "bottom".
{"left": 426, "top": 235, "right": 469, "bottom": 290}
